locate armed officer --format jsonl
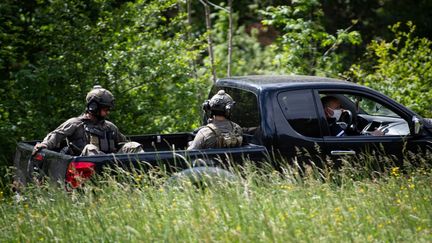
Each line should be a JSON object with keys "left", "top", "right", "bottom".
{"left": 187, "top": 90, "right": 243, "bottom": 150}
{"left": 32, "top": 85, "right": 143, "bottom": 156}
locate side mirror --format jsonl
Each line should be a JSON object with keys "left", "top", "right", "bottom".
{"left": 412, "top": 116, "right": 422, "bottom": 135}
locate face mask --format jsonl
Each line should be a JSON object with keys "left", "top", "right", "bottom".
{"left": 330, "top": 108, "right": 342, "bottom": 121}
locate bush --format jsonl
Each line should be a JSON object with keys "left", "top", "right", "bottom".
{"left": 349, "top": 22, "right": 432, "bottom": 117}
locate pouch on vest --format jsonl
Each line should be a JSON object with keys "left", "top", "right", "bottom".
{"left": 206, "top": 122, "right": 243, "bottom": 148}
{"left": 84, "top": 124, "right": 116, "bottom": 153}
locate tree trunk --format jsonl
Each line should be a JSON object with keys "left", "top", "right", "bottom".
{"left": 186, "top": 0, "right": 198, "bottom": 79}
{"left": 227, "top": 0, "right": 233, "bottom": 77}
{"left": 200, "top": 0, "right": 217, "bottom": 83}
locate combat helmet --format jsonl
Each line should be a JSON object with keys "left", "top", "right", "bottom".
{"left": 86, "top": 85, "right": 115, "bottom": 114}
{"left": 203, "top": 90, "right": 235, "bottom": 118}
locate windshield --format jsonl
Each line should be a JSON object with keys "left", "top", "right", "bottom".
{"left": 345, "top": 94, "right": 399, "bottom": 117}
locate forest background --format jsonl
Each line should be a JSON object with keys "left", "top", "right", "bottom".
{"left": 1, "top": 0, "right": 432, "bottom": 169}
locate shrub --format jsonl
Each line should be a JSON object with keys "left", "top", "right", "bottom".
{"left": 349, "top": 22, "right": 432, "bottom": 117}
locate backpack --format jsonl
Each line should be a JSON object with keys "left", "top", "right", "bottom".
{"left": 206, "top": 122, "right": 243, "bottom": 148}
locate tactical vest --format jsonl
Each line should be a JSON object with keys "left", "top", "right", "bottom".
{"left": 206, "top": 122, "right": 243, "bottom": 148}
{"left": 84, "top": 123, "right": 116, "bottom": 153}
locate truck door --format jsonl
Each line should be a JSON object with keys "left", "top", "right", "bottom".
{"left": 274, "top": 89, "right": 327, "bottom": 167}
{"left": 317, "top": 90, "right": 412, "bottom": 169}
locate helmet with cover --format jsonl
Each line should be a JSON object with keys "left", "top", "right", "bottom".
{"left": 86, "top": 85, "right": 115, "bottom": 114}
{"left": 203, "top": 90, "right": 235, "bottom": 118}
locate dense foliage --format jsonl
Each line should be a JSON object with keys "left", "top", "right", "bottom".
{"left": 348, "top": 22, "right": 432, "bottom": 117}
{"left": 260, "top": 0, "right": 361, "bottom": 76}
{"left": 1, "top": 0, "right": 432, "bottom": 168}
{"left": 0, "top": 0, "right": 208, "bottom": 166}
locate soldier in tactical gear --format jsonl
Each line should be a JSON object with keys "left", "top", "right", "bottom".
{"left": 187, "top": 90, "right": 243, "bottom": 150}
{"left": 32, "top": 85, "right": 143, "bottom": 156}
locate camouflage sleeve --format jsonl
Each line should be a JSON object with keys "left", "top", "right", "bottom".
{"left": 41, "top": 117, "right": 80, "bottom": 149}
{"left": 233, "top": 122, "right": 244, "bottom": 146}
{"left": 116, "top": 130, "right": 128, "bottom": 143}
{"left": 187, "top": 129, "right": 206, "bottom": 150}
{"left": 233, "top": 122, "right": 243, "bottom": 136}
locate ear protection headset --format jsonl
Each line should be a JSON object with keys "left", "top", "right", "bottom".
{"left": 87, "top": 99, "right": 99, "bottom": 114}
{"left": 85, "top": 85, "right": 115, "bottom": 115}
{"left": 224, "top": 101, "right": 235, "bottom": 117}
{"left": 202, "top": 100, "right": 211, "bottom": 111}
{"left": 202, "top": 98, "right": 235, "bottom": 118}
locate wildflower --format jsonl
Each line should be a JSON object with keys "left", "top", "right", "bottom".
{"left": 279, "top": 212, "right": 288, "bottom": 221}
{"left": 391, "top": 167, "right": 400, "bottom": 177}
{"left": 334, "top": 215, "right": 343, "bottom": 224}
{"left": 280, "top": 184, "right": 293, "bottom": 191}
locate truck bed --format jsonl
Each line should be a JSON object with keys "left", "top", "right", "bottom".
{"left": 14, "top": 132, "right": 269, "bottom": 186}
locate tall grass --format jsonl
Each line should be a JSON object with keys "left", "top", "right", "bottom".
{"left": 0, "top": 154, "right": 431, "bottom": 242}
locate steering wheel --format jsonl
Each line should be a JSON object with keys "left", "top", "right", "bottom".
{"left": 337, "top": 110, "right": 354, "bottom": 132}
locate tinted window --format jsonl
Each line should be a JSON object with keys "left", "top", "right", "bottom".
{"left": 278, "top": 90, "right": 321, "bottom": 137}
{"left": 209, "top": 86, "right": 260, "bottom": 128}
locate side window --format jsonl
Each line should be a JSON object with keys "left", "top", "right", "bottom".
{"left": 320, "top": 92, "right": 410, "bottom": 136}
{"left": 278, "top": 90, "right": 321, "bottom": 137}
{"left": 209, "top": 86, "right": 260, "bottom": 128}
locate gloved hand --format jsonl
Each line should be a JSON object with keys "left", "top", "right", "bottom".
{"left": 32, "top": 143, "right": 47, "bottom": 156}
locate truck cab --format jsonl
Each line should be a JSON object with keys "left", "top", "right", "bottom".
{"left": 211, "top": 75, "right": 432, "bottom": 167}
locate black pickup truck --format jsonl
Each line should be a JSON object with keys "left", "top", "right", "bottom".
{"left": 14, "top": 75, "right": 432, "bottom": 187}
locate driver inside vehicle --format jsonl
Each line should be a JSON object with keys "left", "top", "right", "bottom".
{"left": 321, "top": 95, "right": 384, "bottom": 136}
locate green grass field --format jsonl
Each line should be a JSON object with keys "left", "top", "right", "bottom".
{"left": 1, "top": 158, "right": 431, "bottom": 242}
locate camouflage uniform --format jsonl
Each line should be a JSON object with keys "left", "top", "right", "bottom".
{"left": 188, "top": 90, "right": 243, "bottom": 150}
{"left": 40, "top": 113, "right": 143, "bottom": 156}
{"left": 38, "top": 85, "right": 143, "bottom": 156}
{"left": 187, "top": 119, "right": 243, "bottom": 150}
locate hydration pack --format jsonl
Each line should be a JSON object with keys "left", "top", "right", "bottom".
{"left": 206, "top": 122, "right": 243, "bottom": 148}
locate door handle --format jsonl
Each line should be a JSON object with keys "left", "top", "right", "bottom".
{"left": 331, "top": 150, "right": 356, "bottom": 156}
